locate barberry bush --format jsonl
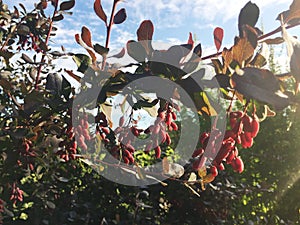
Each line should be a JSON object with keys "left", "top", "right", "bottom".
{"left": 0, "top": 0, "right": 300, "bottom": 224}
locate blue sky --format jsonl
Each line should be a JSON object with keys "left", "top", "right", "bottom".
{"left": 5, "top": 0, "right": 299, "bottom": 60}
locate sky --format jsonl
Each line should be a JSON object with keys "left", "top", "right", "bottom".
{"left": 4, "top": 0, "right": 299, "bottom": 68}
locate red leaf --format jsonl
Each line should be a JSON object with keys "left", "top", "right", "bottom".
{"left": 75, "top": 34, "right": 80, "bottom": 44}
{"left": 109, "top": 47, "right": 125, "bottom": 58}
{"left": 113, "top": 8, "right": 127, "bottom": 24}
{"left": 81, "top": 26, "right": 93, "bottom": 48}
{"left": 137, "top": 20, "right": 154, "bottom": 41}
{"left": 94, "top": 0, "right": 107, "bottom": 24}
{"left": 213, "top": 27, "right": 224, "bottom": 52}
{"left": 187, "top": 32, "right": 194, "bottom": 46}
{"left": 64, "top": 69, "right": 81, "bottom": 83}
{"left": 74, "top": 33, "right": 97, "bottom": 63}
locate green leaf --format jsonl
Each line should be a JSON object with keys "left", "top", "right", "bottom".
{"left": 94, "top": 44, "right": 109, "bottom": 56}
{"left": 72, "top": 54, "right": 92, "bottom": 73}
{"left": 62, "top": 75, "right": 71, "bottom": 100}
{"left": 94, "top": 0, "right": 107, "bottom": 24}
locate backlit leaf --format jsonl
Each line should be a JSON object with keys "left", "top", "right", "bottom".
{"left": 188, "top": 172, "right": 197, "bottom": 182}
{"left": 202, "top": 173, "right": 215, "bottom": 184}
{"left": 282, "top": 23, "right": 300, "bottom": 92}
{"left": 198, "top": 166, "right": 207, "bottom": 178}
{"left": 94, "top": 0, "right": 107, "bottom": 24}
{"left": 222, "top": 47, "right": 233, "bottom": 73}
{"left": 232, "top": 37, "right": 254, "bottom": 66}
{"left": 113, "top": 8, "right": 126, "bottom": 24}
{"left": 213, "top": 27, "right": 224, "bottom": 52}
{"left": 262, "top": 37, "right": 285, "bottom": 45}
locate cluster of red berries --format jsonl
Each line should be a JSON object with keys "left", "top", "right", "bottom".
{"left": 114, "top": 116, "right": 142, "bottom": 164}
{"left": 56, "top": 126, "right": 77, "bottom": 161}
{"left": 226, "top": 111, "right": 260, "bottom": 148}
{"left": 192, "top": 110, "right": 260, "bottom": 177}
{"left": 10, "top": 183, "right": 23, "bottom": 205}
{"left": 17, "top": 139, "right": 36, "bottom": 171}
{"left": 94, "top": 102, "right": 180, "bottom": 164}
{"left": 95, "top": 111, "right": 110, "bottom": 143}
{"left": 75, "top": 115, "right": 91, "bottom": 151}
{"left": 144, "top": 106, "right": 178, "bottom": 159}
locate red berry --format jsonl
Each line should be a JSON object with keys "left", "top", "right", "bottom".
{"left": 166, "top": 113, "right": 172, "bottom": 126}
{"left": 210, "top": 166, "right": 218, "bottom": 177}
{"left": 119, "top": 116, "right": 125, "bottom": 127}
{"left": 145, "top": 142, "right": 152, "bottom": 153}
{"left": 154, "top": 146, "right": 161, "bottom": 159}
{"left": 126, "top": 144, "right": 135, "bottom": 153}
{"left": 24, "top": 143, "right": 30, "bottom": 152}
{"left": 170, "top": 122, "right": 178, "bottom": 131}
{"left": 230, "top": 111, "right": 243, "bottom": 119}
{"left": 242, "top": 114, "right": 253, "bottom": 132}
{"left": 158, "top": 111, "right": 166, "bottom": 120}
{"left": 165, "top": 133, "right": 171, "bottom": 145}
{"left": 231, "top": 156, "right": 244, "bottom": 173}
{"left": 171, "top": 111, "right": 177, "bottom": 120}
{"left": 217, "top": 162, "right": 225, "bottom": 171}
{"left": 226, "top": 150, "right": 235, "bottom": 164}
{"left": 153, "top": 125, "right": 160, "bottom": 134}
{"left": 199, "top": 132, "right": 209, "bottom": 145}
{"left": 192, "top": 148, "right": 204, "bottom": 158}
{"left": 192, "top": 156, "right": 206, "bottom": 170}
{"left": 102, "top": 127, "right": 110, "bottom": 135}
{"left": 251, "top": 115, "right": 260, "bottom": 138}
{"left": 122, "top": 156, "right": 130, "bottom": 164}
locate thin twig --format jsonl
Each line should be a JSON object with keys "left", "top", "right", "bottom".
{"left": 101, "top": 1, "right": 118, "bottom": 70}
{"left": 34, "top": 2, "right": 58, "bottom": 90}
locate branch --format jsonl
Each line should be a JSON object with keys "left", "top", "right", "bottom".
{"left": 34, "top": 2, "right": 59, "bottom": 90}
{"left": 201, "top": 21, "right": 300, "bottom": 61}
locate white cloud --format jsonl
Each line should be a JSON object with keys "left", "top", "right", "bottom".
{"left": 125, "top": 0, "right": 292, "bottom": 28}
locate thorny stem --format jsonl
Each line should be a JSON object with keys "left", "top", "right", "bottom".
{"left": 34, "top": 2, "right": 58, "bottom": 90}
{"left": 201, "top": 21, "right": 300, "bottom": 61}
{"left": 101, "top": 1, "right": 118, "bottom": 70}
